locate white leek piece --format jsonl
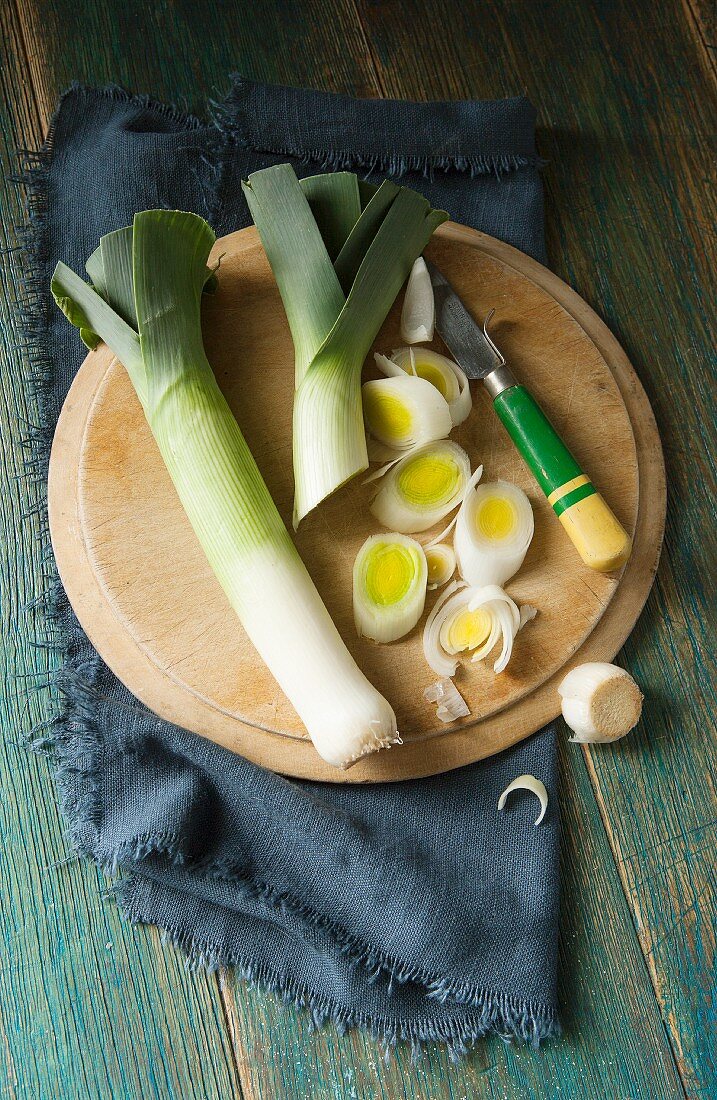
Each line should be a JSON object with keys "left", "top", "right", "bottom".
{"left": 558, "top": 662, "right": 643, "bottom": 743}
{"left": 455, "top": 479, "right": 534, "bottom": 587}
{"left": 51, "top": 211, "right": 399, "bottom": 771}
{"left": 353, "top": 534, "right": 427, "bottom": 643}
{"left": 386, "top": 347, "right": 472, "bottom": 427}
{"left": 423, "top": 581, "right": 534, "bottom": 676}
{"left": 362, "top": 375, "right": 451, "bottom": 453}
{"left": 242, "top": 166, "right": 447, "bottom": 525}
{"left": 498, "top": 775, "right": 548, "bottom": 826}
{"left": 425, "top": 543, "right": 456, "bottom": 589}
{"left": 423, "top": 678, "right": 470, "bottom": 723}
{"left": 370, "top": 440, "right": 470, "bottom": 534}
{"left": 400, "top": 257, "right": 434, "bottom": 343}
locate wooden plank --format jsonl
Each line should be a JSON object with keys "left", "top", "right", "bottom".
{"left": 0, "top": 6, "right": 243, "bottom": 1099}
{"left": 351, "top": 0, "right": 717, "bottom": 1096}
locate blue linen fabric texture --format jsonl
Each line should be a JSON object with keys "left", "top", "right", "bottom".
{"left": 25, "top": 76, "right": 559, "bottom": 1057}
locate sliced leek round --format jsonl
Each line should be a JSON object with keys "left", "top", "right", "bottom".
{"left": 385, "top": 347, "right": 472, "bottom": 427}
{"left": 353, "top": 533, "right": 427, "bottom": 643}
{"left": 425, "top": 543, "right": 456, "bottom": 589}
{"left": 423, "top": 582, "right": 533, "bottom": 676}
{"left": 370, "top": 440, "right": 471, "bottom": 534}
{"left": 362, "top": 375, "right": 451, "bottom": 453}
{"left": 455, "top": 479, "right": 534, "bottom": 587}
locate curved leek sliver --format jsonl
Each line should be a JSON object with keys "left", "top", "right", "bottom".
{"left": 370, "top": 440, "right": 471, "bottom": 534}
{"left": 353, "top": 533, "right": 427, "bottom": 643}
{"left": 498, "top": 774, "right": 548, "bottom": 826}
{"left": 400, "top": 257, "right": 435, "bottom": 343}
{"left": 455, "top": 479, "right": 534, "bottom": 587}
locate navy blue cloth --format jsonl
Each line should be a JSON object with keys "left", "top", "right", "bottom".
{"left": 26, "top": 78, "right": 559, "bottom": 1056}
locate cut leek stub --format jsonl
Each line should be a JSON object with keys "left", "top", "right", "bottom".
{"left": 424, "top": 678, "right": 470, "bottom": 723}
{"left": 423, "top": 581, "right": 534, "bottom": 676}
{"left": 387, "top": 347, "right": 472, "bottom": 427}
{"left": 425, "top": 543, "right": 456, "bottom": 589}
{"left": 353, "top": 533, "right": 428, "bottom": 643}
{"left": 362, "top": 375, "right": 451, "bottom": 453}
{"left": 400, "top": 257, "right": 435, "bottom": 343}
{"left": 370, "top": 440, "right": 471, "bottom": 535}
{"left": 455, "top": 479, "right": 534, "bottom": 587}
{"left": 558, "top": 662, "right": 643, "bottom": 743}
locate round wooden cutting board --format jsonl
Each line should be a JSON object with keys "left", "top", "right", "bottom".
{"left": 48, "top": 223, "right": 665, "bottom": 782}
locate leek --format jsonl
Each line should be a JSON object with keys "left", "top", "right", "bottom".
{"left": 51, "top": 209, "right": 398, "bottom": 770}
{"left": 353, "top": 534, "right": 427, "bottom": 643}
{"left": 454, "top": 479, "right": 534, "bottom": 587}
{"left": 242, "top": 165, "right": 448, "bottom": 526}
{"left": 370, "top": 440, "right": 471, "bottom": 534}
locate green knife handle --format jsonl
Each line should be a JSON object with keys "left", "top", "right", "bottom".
{"left": 493, "top": 384, "right": 632, "bottom": 572}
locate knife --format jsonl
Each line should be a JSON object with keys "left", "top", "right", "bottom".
{"left": 428, "top": 261, "right": 632, "bottom": 572}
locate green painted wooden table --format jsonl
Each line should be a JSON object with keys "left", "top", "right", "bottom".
{"left": 1, "top": 2, "right": 715, "bottom": 1097}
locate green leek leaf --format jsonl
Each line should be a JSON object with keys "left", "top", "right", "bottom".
{"left": 301, "top": 171, "right": 361, "bottom": 260}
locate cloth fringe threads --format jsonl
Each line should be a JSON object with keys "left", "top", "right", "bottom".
{"left": 11, "top": 80, "right": 558, "bottom": 1061}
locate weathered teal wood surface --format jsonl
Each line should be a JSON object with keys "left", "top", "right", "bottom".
{"left": 1, "top": 1, "right": 714, "bottom": 1098}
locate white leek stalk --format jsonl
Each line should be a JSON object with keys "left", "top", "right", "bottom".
{"left": 51, "top": 210, "right": 398, "bottom": 770}
{"left": 242, "top": 166, "right": 448, "bottom": 525}
{"left": 386, "top": 347, "right": 472, "bottom": 427}
{"left": 362, "top": 375, "right": 452, "bottom": 453}
{"left": 353, "top": 534, "right": 427, "bottom": 643}
{"left": 370, "top": 440, "right": 470, "bottom": 534}
{"left": 400, "top": 256, "right": 434, "bottom": 343}
{"left": 455, "top": 479, "right": 534, "bottom": 587}
{"left": 558, "top": 662, "right": 643, "bottom": 743}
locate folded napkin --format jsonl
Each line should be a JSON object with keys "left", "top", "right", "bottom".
{"left": 22, "top": 77, "right": 559, "bottom": 1058}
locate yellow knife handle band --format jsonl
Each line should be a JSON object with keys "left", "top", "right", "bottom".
{"left": 547, "top": 475, "right": 591, "bottom": 507}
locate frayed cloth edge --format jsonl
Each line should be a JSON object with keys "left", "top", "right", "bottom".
{"left": 95, "top": 835, "right": 559, "bottom": 1050}
{"left": 118, "top": 876, "right": 560, "bottom": 1061}
{"left": 212, "top": 78, "right": 546, "bottom": 180}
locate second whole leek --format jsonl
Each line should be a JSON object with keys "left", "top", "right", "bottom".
{"left": 51, "top": 210, "right": 399, "bottom": 770}
{"left": 242, "top": 165, "right": 448, "bottom": 526}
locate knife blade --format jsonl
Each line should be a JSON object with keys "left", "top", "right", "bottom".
{"left": 427, "top": 261, "right": 504, "bottom": 381}
{"left": 426, "top": 260, "right": 632, "bottom": 573}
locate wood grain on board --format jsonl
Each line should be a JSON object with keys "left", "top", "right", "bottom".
{"left": 1, "top": 0, "right": 714, "bottom": 1097}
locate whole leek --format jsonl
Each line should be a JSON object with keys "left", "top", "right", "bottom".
{"left": 51, "top": 210, "right": 398, "bottom": 770}
{"left": 242, "top": 166, "right": 448, "bottom": 526}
